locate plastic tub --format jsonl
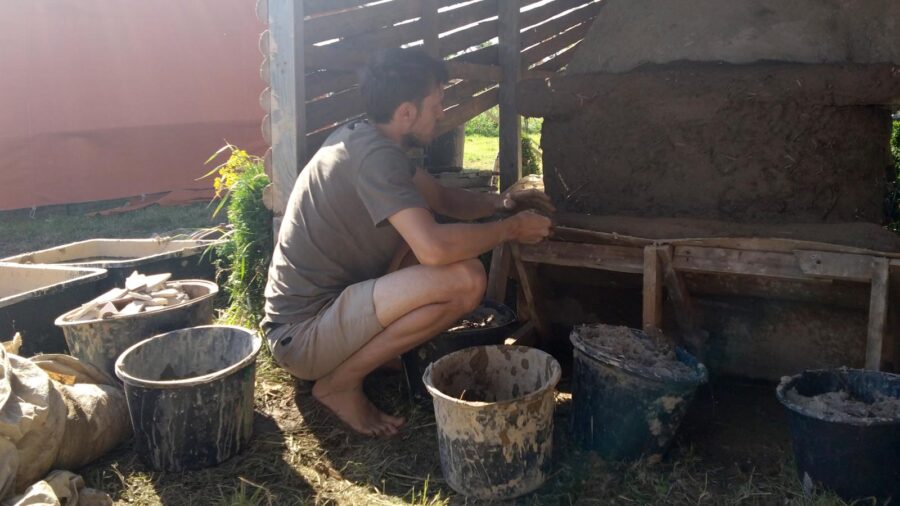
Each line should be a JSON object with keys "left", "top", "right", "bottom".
{"left": 776, "top": 368, "right": 900, "bottom": 502}
{"left": 0, "top": 262, "right": 107, "bottom": 355}
{"left": 115, "top": 325, "right": 261, "bottom": 471}
{"left": 2, "top": 238, "right": 219, "bottom": 290}
{"left": 569, "top": 325, "right": 708, "bottom": 461}
{"left": 424, "top": 345, "right": 561, "bottom": 500}
{"left": 55, "top": 279, "right": 218, "bottom": 376}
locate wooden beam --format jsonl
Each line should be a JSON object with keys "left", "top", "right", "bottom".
{"left": 268, "top": 0, "right": 306, "bottom": 215}
{"left": 866, "top": 257, "right": 890, "bottom": 370}
{"left": 643, "top": 245, "right": 664, "bottom": 332}
{"left": 518, "top": 241, "right": 644, "bottom": 273}
{"left": 795, "top": 250, "right": 875, "bottom": 283}
{"left": 486, "top": 243, "right": 512, "bottom": 302}
{"left": 498, "top": 1, "right": 521, "bottom": 191}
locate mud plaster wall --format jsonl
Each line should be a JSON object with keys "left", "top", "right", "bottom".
{"left": 542, "top": 94, "right": 892, "bottom": 223}
{"left": 543, "top": 0, "right": 899, "bottom": 224}
{"left": 567, "top": 0, "right": 900, "bottom": 74}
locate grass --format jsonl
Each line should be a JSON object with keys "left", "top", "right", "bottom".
{"left": 464, "top": 134, "right": 499, "bottom": 170}
{"left": 0, "top": 199, "right": 221, "bottom": 258}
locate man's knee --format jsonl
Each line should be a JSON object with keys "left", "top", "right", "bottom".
{"left": 450, "top": 258, "right": 486, "bottom": 311}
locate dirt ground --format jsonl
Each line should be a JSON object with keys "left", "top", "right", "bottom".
{"left": 78, "top": 347, "right": 850, "bottom": 505}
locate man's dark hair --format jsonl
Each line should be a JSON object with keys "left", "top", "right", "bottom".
{"left": 359, "top": 48, "right": 449, "bottom": 124}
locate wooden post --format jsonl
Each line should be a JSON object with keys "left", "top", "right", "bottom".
{"left": 511, "top": 244, "right": 550, "bottom": 338}
{"left": 498, "top": 1, "right": 521, "bottom": 191}
{"left": 866, "top": 257, "right": 889, "bottom": 370}
{"left": 642, "top": 245, "right": 663, "bottom": 332}
{"left": 486, "top": 243, "right": 512, "bottom": 302}
{"left": 268, "top": 0, "right": 306, "bottom": 217}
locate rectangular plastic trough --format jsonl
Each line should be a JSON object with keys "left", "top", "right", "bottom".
{"left": 0, "top": 262, "right": 107, "bottom": 356}
{"left": 1, "top": 238, "right": 220, "bottom": 291}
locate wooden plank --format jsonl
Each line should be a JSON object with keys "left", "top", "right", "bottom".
{"left": 486, "top": 243, "right": 512, "bottom": 302}
{"left": 498, "top": 0, "right": 522, "bottom": 192}
{"left": 643, "top": 245, "right": 663, "bottom": 332}
{"left": 531, "top": 40, "right": 581, "bottom": 72}
{"left": 511, "top": 244, "right": 551, "bottom": 337}
{"left": 796, "top": 250, "right": 875, "bottom": 283}
{"left": 440, "top": 0, "right": 499, "bottom": 33}
{"left": 518, "top": 241, "right": 644, "bottom": 273}
{"left": 866, "top": 257, "right": 889, "bottom": 370}
{"left": 436, "top": 87, "right": 499, "bottom": 136}
{"left": 520, "top": 0, "right": 597, "bottom": 30}
{"left": 306, "top": 88, "right": 365, "bottom": 133}
{"left": 520, "top": 1, "right": 601, "bottom": 49}
{"left": 675, "top": 246, "right": 808, "bottom": 281}
{"left": 306, "top": 46, "right": 368, "bottom": 72}
{"left": 446, "top": 61, "right": 503, "bottom": 82}
{"left": 442, "top": 79, "right": 495, "bottom": 108}
{"left": 305, "top": 70, "right": 358, "bottom": 101}
{"left": 268, "top": 0, "right": 305, "bottom": 215}
{"left": 422, "top": 0, "right": 440, "bottom": 58}
{"left": 305, "top": 0, "right": 419, "bottom": 45}
{"left": 305, "top": 0, "right": 370, "bottom": 18}
{"left": 521, "top": 21, "right": 591, "bottom": 67}
{"left": 440, "top": 18, "right": 499, "bottom": 57}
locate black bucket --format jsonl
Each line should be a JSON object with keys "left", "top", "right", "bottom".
{"left": 401, "top": 300, "right": 516, "bottom": 402}
{"left": 570, "top": 325, "right": 708, "bottom": 461}
{"left": 114, "top": 325, "right": 261, "bottom": 472}
{"left": 776, "top": 368, "right": 900, "bottom": 502}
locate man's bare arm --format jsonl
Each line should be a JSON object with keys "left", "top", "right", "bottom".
{"left": 387, "top": 207, "right": 550, "bottom": 266}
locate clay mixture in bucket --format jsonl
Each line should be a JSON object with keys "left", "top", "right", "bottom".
{"left": 573, "top": 324, "right": 696, "bottom": 381}
{"left": 785, "top": 387, "right": 900, "bottom": 422}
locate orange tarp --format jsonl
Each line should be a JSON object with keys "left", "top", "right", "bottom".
{"left": 0, "top": 0, "right": 266, "bottom": 211}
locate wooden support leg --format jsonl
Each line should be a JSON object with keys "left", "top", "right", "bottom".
{"left": 486, "top": 243, "right": 511, "bottom": 303}
{"left": 511, "top": 244, "right": 550, "bottom": 338}
{"left": 657, "top": 245, "right": 708, "bottom": 351}
{"left": 866, "top": 257, "right": 889, "bottom": 370}
{"left": 642, "top": 245, "right": 663, "bottom": 332}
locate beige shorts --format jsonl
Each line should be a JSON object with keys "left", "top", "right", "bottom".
{"left": 266, "top": 279, "right": 384, "bottom": 381}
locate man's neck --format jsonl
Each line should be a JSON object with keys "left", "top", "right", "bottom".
{"left": 373, "top": 122, "right": 407, "bottom": 148}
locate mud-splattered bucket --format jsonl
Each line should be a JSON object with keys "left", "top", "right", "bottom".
{"left": 570, "top": 326, "right": 707, "bottom": 461}
{"left": 55, "top": 279, "right": 218, "bottom": 377}
{"left": 776, "top": 369, "right": 900, "bottom": 502}
{"left": 423, "top": 345, "right": 561, "bottom": 500}
{"left": 402, "top": 300, "right": 517, "bottom": 402}
{"left": 115, "top": 325, "right": 261, "bottom": 471}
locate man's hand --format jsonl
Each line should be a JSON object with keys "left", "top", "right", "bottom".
{"left": 498, "top": 189, "right": 556, "bottom": 215}
{"left": 506, "top": 210, "right": 552, "bottom": 244}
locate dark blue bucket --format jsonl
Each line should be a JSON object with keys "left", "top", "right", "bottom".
{"left": 776, "top": 368, "right": 900, "bottom": 503}
{"left": 570, "top": 325, "right": 708, "bottom": 461}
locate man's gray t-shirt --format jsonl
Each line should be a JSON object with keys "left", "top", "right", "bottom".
{"left": 264, "top": 121, "right": 427, "bottom": 324}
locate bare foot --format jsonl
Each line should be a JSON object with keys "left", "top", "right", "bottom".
{"left": 312, "top": 380, "right": 405, "bottom": 437}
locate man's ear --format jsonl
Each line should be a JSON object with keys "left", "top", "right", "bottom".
{"left": 394, "top": 101, "right": 419, "bottom": 127}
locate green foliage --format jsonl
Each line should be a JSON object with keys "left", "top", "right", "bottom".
{"left": 464, "top": 107, "right": 544, "bottom": 138}
{"left": 522, "top": 135, "right": 542, "bottom": 177}
{"left": 465, "top": 107, "right": 499, "bottom": 136}
{"left": 206, "top": 144, "right": 273, "bottom": 326}
{"left": 891, "top": 118, "right": 900, "bottom": 163}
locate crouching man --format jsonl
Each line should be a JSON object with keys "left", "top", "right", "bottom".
{"left": 262, "top": 48, "right": 553, "bottom": 436}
